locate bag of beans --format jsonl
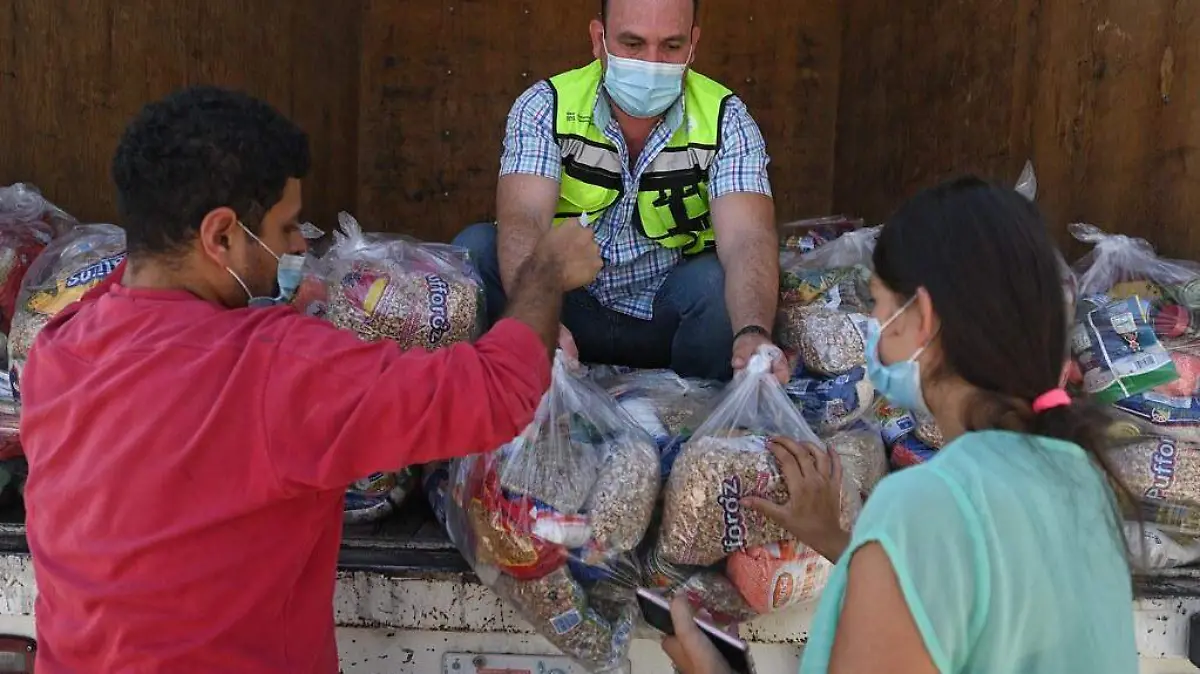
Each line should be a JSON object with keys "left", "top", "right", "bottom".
{"left": 9, "top": 223, "right": 126, "bottom": 400}
{"left": 303, "top": 212, "right": 485, "bottom": 350}
{"left": 592, "top": 367, "right": 723, "bottom": 481}
{"left": 443, "top": 351, "right": 659, "bottom": 672}
{"left": 658, "top": 345, "right": 860, "bottom": 567}
{"left": 1107, "top": 435, "right": 1200, "bottom": 536}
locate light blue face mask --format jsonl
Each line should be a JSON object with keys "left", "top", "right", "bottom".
{"left": 601, "top": 33, "right": 692, "bottom": 119}
{"left": 227, "top": 221, "right": 305, "bottom": 308}
{"left": 864, "top": 296, "right": 933, "bottom": 415}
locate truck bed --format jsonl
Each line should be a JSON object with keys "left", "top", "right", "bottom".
{"left": 0, "top": 496, "right": 474, "bottom": 579}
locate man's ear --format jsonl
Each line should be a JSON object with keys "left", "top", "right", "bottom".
{"left": 197, "top": 207, "right": 240, "bottom": 267}
{"left": 590, "top": 19, "right": 606, "bottom": 63}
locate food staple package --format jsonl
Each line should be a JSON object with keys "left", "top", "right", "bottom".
{"left": 785, "top": 365, "right": 875, "bottom": 434}
{"left": 1106, "top": 435, "right": 1200, "bottom": 536}
{"left": 591, "top": 368, "right": 723, "bottom": 481}
{"left": 1126, "top": 522, "right": 1200, "bottom": 571}
{"left": 657, "top": 346, "right": 861, "bottom": 567}
{"left": 0, "top": 184, "right": 75, "bottom": 334}
{"left": 874, "top": 398, "right": 940, "bottom": 470}
{"left": 826, "top": 421, "right": 888, "bottom": 501}
{"left": 778, "top": 215, "right": 863, "bottom": 253}
{"left": 442, "top": 352, "right": 659, "bottom": 672}
{"left": 302, "top": 213, "right": 484, "bottom": 350}
{"left": 344, "top": 468, "right": 417, "bottom": 524}
{"left": 9, "top": 223, "right": 126, "bottom": 396}
{"left": 1069, "top": 223, "right": 1200, "bottom": 402}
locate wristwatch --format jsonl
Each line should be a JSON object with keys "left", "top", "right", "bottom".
{"left": 733, "top": 324, "right": 772, "bottom": 340}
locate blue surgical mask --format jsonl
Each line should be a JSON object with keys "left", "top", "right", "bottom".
{"left": 227, "top": 221, "right": 305, "bottom": 308}
{"left": 864, "top": 296, "right": 933, "bottom": 415}
{"left": 601, "top": 34, "right": 691, "bottom": 119}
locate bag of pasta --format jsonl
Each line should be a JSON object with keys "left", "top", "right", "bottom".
{"left": 9, "top": 224, "right": 126, "bottom": 396}
{"left": 304, "top": 212, "right": 484, "bottom": 350}
{"left": 442, "top": 352, "right": 660, "bottom": 672}
{"left": 657, "top": 345, "right": 860, "bottom": 567}
{"left": 591, "top": 368, "right": 723, "bottom": 481}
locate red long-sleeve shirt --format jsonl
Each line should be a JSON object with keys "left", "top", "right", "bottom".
{"left": 20, "top": 263, "right": 551, "bottom": 673}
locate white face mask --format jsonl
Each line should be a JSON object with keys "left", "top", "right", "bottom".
{"left": 226, "top": 221, "right": 305, "bottom": 308}
{"left": 601, "top": 32, "right": 692, "bottom": 119}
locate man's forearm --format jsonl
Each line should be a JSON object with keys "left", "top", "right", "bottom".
{"left": 721, "top": 229, "right": 779, "bottom": 332}
{"left": 497, "top": 217, "right": 544, "bottom": 292}
{"left": 502, "top": 250, "right": 563, "bottom": 358}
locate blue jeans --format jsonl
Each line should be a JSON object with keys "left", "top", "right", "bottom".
{"left": 452, "top": 223, "right": 735, "bottom": 380}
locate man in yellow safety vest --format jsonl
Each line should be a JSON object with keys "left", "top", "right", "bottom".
{"left": 454, "top": 0, "right": 786, "bottom": 382}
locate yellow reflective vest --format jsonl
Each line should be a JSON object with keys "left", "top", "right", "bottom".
{"left": 547, "top": 60, "right": 733, "bottom": 255}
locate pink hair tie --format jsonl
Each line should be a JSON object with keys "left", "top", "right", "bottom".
{"left": 1032, "top": 388, "right": 1071, "bottom": 414}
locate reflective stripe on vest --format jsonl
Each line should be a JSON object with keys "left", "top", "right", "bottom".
{"left": 548, "top": 60, "right": 732, "bottom": 255}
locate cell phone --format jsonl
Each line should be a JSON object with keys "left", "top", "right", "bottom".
{"left": 635, "top": 587, "right": 752, "bottom": 674}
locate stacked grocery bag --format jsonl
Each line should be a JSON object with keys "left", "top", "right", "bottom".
{"left": 1066, "top": 222, "right": 1200, "bottom": 570}
{"left": 0, "top": 184, "right": 122, "bottom": 503}
{"left": 300, "top": 213, "right": 485, "bottom": 524}
{"left": 423, "top": 345, "right": 868, "bottom": 672}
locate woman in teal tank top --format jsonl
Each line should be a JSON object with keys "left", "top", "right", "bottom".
{"left": 662, "top": 177, "right": 1139, "bottom": 673}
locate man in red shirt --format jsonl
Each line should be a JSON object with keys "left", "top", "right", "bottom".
{"left": 20, "top": 87, "right": 602, "bottom": 673}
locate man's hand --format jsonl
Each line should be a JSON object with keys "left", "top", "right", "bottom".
{"left": 531, "top": 218, "right": 602, "bottom": 291}
{"left": 503, "top": 221, "right": 600, "bottom": 357}
{"left": 731, "top": 331, "right": 789, "bottom": 383}
{"left": 661, "top": 596, "right": 734, "bottom": 674}
{"left": 742, "top": 437, "right": 850, "bottom": 562}
{"left": 558, "top": 324, "right": 578, "bottom": 359}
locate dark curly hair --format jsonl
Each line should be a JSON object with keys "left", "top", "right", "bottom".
{"left": 112, "top": 86, "right": 310, "bottom": 257}
{"left": 601, "top": 0, "right": 698, "bottom": 24}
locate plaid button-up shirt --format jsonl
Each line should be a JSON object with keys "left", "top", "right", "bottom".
{"left": 499, "top": 77, "right": 772, "bottom": 320}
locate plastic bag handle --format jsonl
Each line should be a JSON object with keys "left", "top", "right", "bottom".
{"left": 746, "top": 344, "right": 784, "bottom": 375}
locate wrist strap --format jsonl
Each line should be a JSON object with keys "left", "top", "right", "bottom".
{"left": 734, "top": 324, "right": 772, "bottom": 340}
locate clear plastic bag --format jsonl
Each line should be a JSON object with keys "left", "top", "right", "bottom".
{"left": 1068, "top": 223, "right": 1200, "bottom": 402}
{"left": 778, "top": 215, "right": 864, "bottom": 253}
{"left": 591, "top": 368, "right": 723, "bottom": 481}
{"left": 9, "top": 223, "right": 126, "bottom": 395}
{"left": 1126, "top": 522, "right": 1200, "bottom": 571}
{"left": 776, "top": 228, "right": 878, "bottom": 378}
{"left": 826, "top": 421, "right": 888, "bottom": 501}
{"left": 303, "top": 212, "right": 485, "bottom": 350}
{"left": 443, "top": 352, "right": 659, "bottom": 672}
{"left": 657, "top": 346, "right": 858, "bottom": 567}
{"left": 0, "top": 184, "right": 74, "bottom": 334}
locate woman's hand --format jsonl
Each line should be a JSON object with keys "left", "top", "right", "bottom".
{"left": 742, "top": 437, "right": 850, "bottom": 561}
{"left": 661, "top": 596, "right": 734, "bottom": 674}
